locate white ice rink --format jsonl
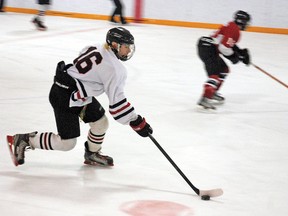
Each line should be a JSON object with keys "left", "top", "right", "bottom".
{"left": 0, "top": 13, "right": 288, "bottom": 216}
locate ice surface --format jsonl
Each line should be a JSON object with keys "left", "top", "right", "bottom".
{"left": 0, "top": 13, "right": 288, "bottom": 216}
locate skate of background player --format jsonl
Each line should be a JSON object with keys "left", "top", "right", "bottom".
{"left": 0, "top": 14, "right": 288, "bottom": 216}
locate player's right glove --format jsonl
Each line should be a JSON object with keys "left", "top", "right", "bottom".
{"left": 130, "top": 115, "right": 153, "bottom": 137}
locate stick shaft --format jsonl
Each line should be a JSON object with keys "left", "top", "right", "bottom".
{"left": 252, "top": 63, "right": 288, "bottom": 89}
{"left": 148, "top": 134, "right": 200, "bottom": 195}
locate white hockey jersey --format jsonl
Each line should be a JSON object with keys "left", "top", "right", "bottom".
{"left": 67, "top": 43, "right": 138, "bottom": 125}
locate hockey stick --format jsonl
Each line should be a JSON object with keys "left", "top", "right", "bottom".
{"left": 252, "top": 63, "right": 288, "bottom": 89}
{"left": 148, "top": 134, "right": 223, "bottom": 198}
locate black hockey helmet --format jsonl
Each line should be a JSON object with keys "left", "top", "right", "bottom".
{"left": 106, "top": 27, "right": 135, "bottom": 61}
{"left": 234, "top": 10, "right": 251, "bottom": 30}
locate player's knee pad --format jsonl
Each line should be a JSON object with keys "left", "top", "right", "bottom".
{"left": 89, "top": 115, "right": 109, "bottom": 135}
{"left": 60, "top": 138, "right": 77, "bottom": 151}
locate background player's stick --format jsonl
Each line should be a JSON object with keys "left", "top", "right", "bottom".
{"left": 148, "top": 134, "right": 223, "bottom": 198}
{"left": 252, "top": 63, "right": 288, "bottom": 89}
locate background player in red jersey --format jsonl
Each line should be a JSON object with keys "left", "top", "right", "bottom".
{"left": 32, "top": 0, "right": 51, "bottom": 31}
{"left": 197, "top": 10, "right": 251, "bottom": 110}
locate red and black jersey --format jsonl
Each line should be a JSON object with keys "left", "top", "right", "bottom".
{"left": 211, "top": 21, "right": 241, "bottom": 56}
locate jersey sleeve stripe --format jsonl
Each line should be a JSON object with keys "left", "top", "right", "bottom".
{"left": 109, "top": 98, "right": 135, "bottom": 122}
{"left": 72, "top": 79, "right": 89, "bottom": 101}
{"left": 109, "top": 102, "right": 131, "bottom": 115}
{"left": 109, "top": 98, "right": 127, "bottom": 109}
{"left": 77, "top": 79, "right": 88, "bottom": 98}
{"left": 112, "top": 107, "right": 135, "bottom": 120}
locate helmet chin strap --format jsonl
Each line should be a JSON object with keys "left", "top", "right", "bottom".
{"left": 109, "top": 43, "right": 120, "bottom": 59}
{"left": 116, "top": 44, "right": 125, "bottom": 60}
{"left": 117, "top": 43, "right": 121, "bottom": 54}
{"left": 239, "top": 23, "right": 248, "bottom": 31}
{"left": 110, "top": 42, "right": 134, "bottom": 61}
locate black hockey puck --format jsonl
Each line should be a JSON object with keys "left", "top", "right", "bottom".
{"left": 201, "top": 195, "right": 210, "bottom": 200}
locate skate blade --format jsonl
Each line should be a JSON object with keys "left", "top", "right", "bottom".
{"left": 211, "top": 100, "right": 225, "bottom": 105}
{"left": 6, "top": 135, "right": 19, "bottom": 166}
{"left": 31, "top": 21, "right": 47, "bottom": 31}
{"left": 84, "top": 160, "right": 114, "bottom": 167}
{"left": 196, "top": 105, "right": 217, "bottom": 113}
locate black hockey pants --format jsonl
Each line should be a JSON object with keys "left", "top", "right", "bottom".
{"left": 49, "top": 61, "right": 105, "bottom": 139}
{"left": 197, "top": 36, "right": 228, "bottom": 76}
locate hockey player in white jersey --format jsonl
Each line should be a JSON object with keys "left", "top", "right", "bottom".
{"left": 7, "top": 27, "right": 153, "bottom": 167}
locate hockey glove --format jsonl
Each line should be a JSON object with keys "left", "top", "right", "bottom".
{"left": 223, "top": 52, "right": 239, "bottom": 64}
{"left": 54, "top": 61, "right": 75, "bottom": 90}
{"left": 130, "top": 115, "right": 153, "bottom": 137}
{"left": 232, "top": 45, "right": 241, "bottom": 53}
{"left": 238, "top": 48, "right": 250, "bottom": 65}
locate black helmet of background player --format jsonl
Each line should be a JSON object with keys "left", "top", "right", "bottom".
{"left": 106, "top": 27, "right": 135, "bottom": 61}
{"left": 234, "top": 10, "right": 251, "bottom": 31}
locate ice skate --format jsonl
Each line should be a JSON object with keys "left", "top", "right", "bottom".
{"left": 120, "top": 17, "right": 128, "bottom": 24}
{"left": 7, "top": 132, "right": 37, "bottom": 166}
{"left": 212, "top": 92, "right": 225, "bottom": 104}
{"left": 84, "top": 142, "right": 114, "bottom": 166}
{"left": 110, "top": 17, "right": 118, "bottom": 23}
{"left": 32, "top": 17, "right": 47, "bottom": 31}
{"left": 198, "top": 97, "right": 216, "bottom": 110}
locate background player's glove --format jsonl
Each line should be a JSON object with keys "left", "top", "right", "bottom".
{"left": 130, "top": 115, "right": 153, "bottom": 137}
{"left": 233, "top": 45, "right": 250, "bottom": 65}
{"left": 238, "top": 48, "right": 250, "bottom": 65}
{"left": 223, "top": 52, "right": 239, "bottom": 64}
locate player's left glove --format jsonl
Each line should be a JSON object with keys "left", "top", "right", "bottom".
{"left": 238, "top": 48, "right": 250, "bottom": 65}
{"left": 223, "top": 52, "right": 239, "bottom": 64}
{"left": 233, "top": 45, "right": 250, "bottom": 65}
{"left": 130, "top": 115, "right": 153, "bottom": 137}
